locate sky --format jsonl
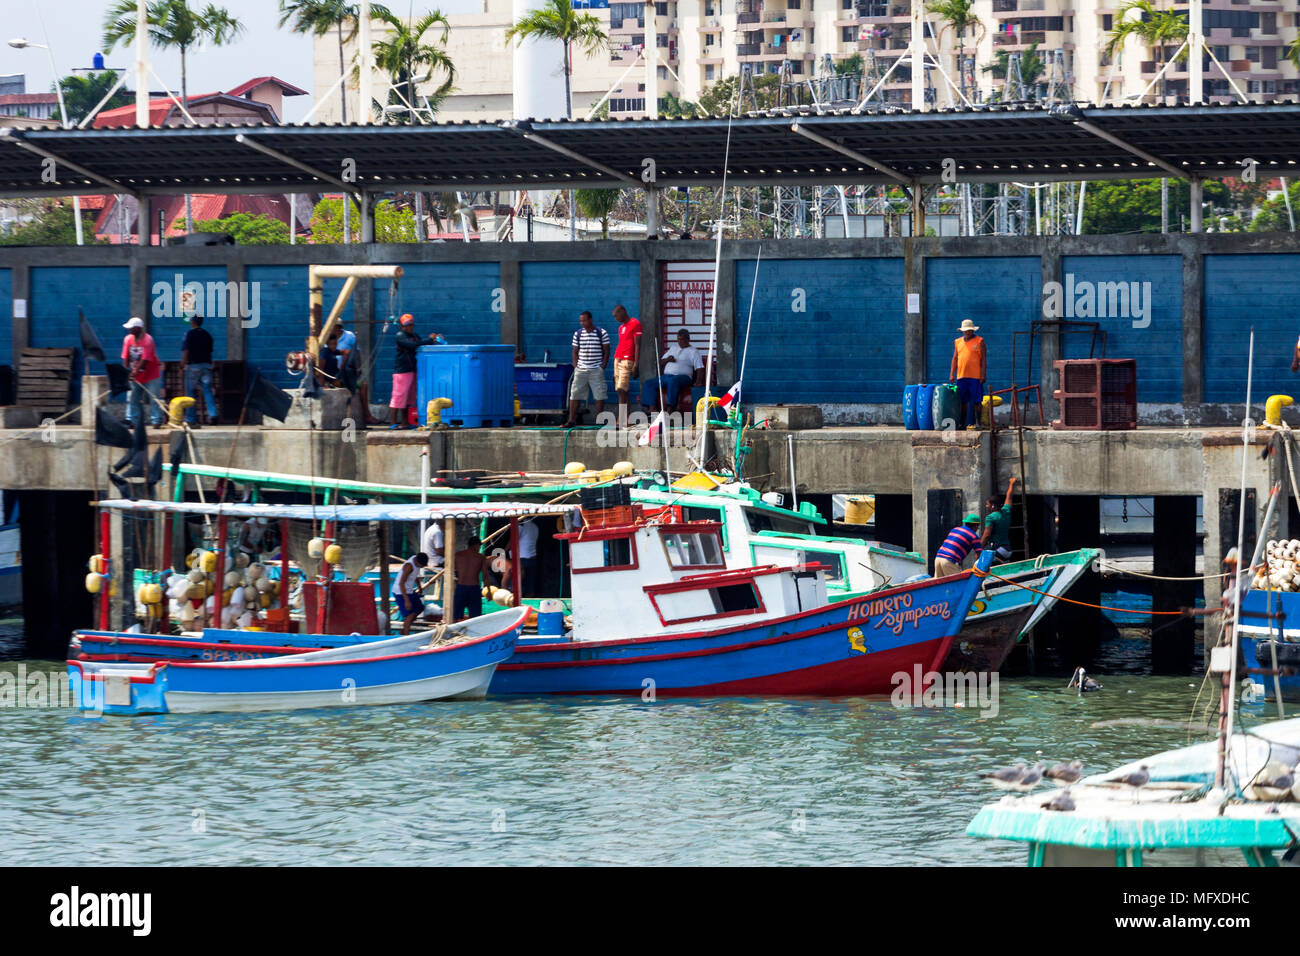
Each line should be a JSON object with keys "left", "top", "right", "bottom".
{"left": 1, "top": 0, "right": 481, "bottom": 123}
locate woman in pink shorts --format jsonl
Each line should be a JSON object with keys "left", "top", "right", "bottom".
{"left": 390, "top": 313, "right": 441, "bottom": 429}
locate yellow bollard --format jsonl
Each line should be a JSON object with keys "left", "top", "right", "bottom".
{"left": 168, "top": 396, "right": 196, "bottom": 425}
{"left": 979, "top": 394, "right": 1005, "bottom": 429}
{"left": 1265, "top": 395, "right": 1294, "bottom": 426}
{"left": 425, "top": 397, "right": 453, "bottom": 429}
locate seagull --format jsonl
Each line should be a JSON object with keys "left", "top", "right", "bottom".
{"left": 984, "top": 763, "right": 1028, "bottom": 791}
{"left": 1013, "top": 763, "right": 1047, "bottom": 793}
{"left": 1045, "top": 760, "right": 1084, "bottom": 787}
{"left": 1247, "top": 769, "right": 1296, "bottom": 803}
{"left": 1068, "top": 667, "right": 1102, "bottom": 693}
{"left": 1041, "top": 788, "right": 1076, "bottom": 812}
{"left": 1106, "top": 764, "right": 1150, "bottom": 801}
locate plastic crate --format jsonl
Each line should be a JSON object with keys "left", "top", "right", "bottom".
{"left": 516, "top": 363, "right": 573, "bottom": 414}
{"left": 582, "top": 505, "right": 640, "bottom": 528}
{"left": 416, "top": 344, "right": 514, "bottom": 428}
{"left": 1052, "top": 359, "right": 1137, "bottom": 430}
{"left": 579, "top": 483, "right": 631, "bottom": 511}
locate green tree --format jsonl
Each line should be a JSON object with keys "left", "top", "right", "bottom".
{"left": 57, "top": 71, "right": 131, "bottom": 126}
{"left": 574, "top": 188, "right": 622, "bottom": 238}
{"left": 1249, "top": 181, "right": 1300, "bottom": 233}
{"left": 310, "top": 196, "right": 417, "bottom": 243}
{"left": 0, "top": 200, "right": 103, "bottom": 246}
{"left": 504, "top": 0, "right": 607, "bottom": 118}
{"left": 1104, "top": 0, "right": 1188, "bottom": 101}
{"left": 362, "top": 9, "right": 455, "bottom": 123}
{"left": 279, "top": 1, "right": 393, "bottom": 123}
{"left": 193, "top": 213, "right": 291, "bottom": 244}
{"left": 660, "top": 92, "right": 698, "bottom": 118}
{"left": 695, "top": 73, "right": 780, "bottom": 116}
{"left": 834, "top": 53, "right": 864, "bottom": 76}
{"left": 927, "top": 0, "right": 985, "bottom": 98}
{"left": 1081, "top": 178, "right": 1228, "bottom": 234}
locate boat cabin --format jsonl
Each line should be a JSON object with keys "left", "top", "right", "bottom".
{"left": 558, "top": 508, "right": 830, "bottom": 643}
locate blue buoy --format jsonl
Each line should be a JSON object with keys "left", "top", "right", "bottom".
{"left": 917, "top": 384, "right": 937, "bottom": 430}
{"left": 903, "top": 385, "right": 920, "bottom": 430}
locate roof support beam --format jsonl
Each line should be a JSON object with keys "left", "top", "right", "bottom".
{"left": 503, "top": 125, "right": 641, "bottom": 187}
{"left": 0, "top": 129, "right": 136, "bottom": 196}
{"left": 788, "top": 123, "right": 911, "bottom": 186}
{"left": 234, "top": 133, "right": 355, "bottom": 193}
{"left": 1051, "top": 107, "right": 1189, "bottom": 181}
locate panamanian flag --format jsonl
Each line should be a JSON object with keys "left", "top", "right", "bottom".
{"left": 638, "top": 410, "right": 665, "bottom": 446}
{"left": 719, "top": 380, "right": 742, "bottom": 410}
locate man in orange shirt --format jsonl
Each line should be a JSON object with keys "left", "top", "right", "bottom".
{"left": 948, "top": 318, "right": 987, "bottom": 429}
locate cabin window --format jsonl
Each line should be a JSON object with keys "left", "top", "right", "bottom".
{"left": 662, "top": 531, "right": 724, "bottom": 568}
{"left": 712, "top": 583, "right": 759, "bottom": 614}
{"left": 570, "top": 534, "right": 638, "bottom": 573}
{"left": 682, "top": 506, "right": 727, "bottom": 547}
{"left": 651, "top": 579, "right": 765, "bottom": 624}
{"left": 603, "top": 538, "right": 633, "bottom": 567}
{"left": 743, "top": 508, "right": 814, "bottom": 536}
{"left": 800, "top": 549, "right": 845, "bottom": 585}
{"left": 752, "top": 544, "right": 844, "bottom": 585}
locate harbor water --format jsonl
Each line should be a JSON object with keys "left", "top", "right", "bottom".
{"left": 2, "top": 625, "right": 1246, "bottom": 866}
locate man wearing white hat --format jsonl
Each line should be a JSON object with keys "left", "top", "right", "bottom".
{"left": 121, "top": 317, "right": 165, "bottom": 426}
{"left": 948, "top": 318, "right": 986, "bottom": 430}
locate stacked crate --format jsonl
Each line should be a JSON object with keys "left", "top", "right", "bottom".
{"left": 1052, "top": 359, "right": 1138, "bottom": 430}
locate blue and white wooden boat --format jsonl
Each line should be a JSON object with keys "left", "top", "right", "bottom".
{"left": 1237, "top": 588, "right": 1300, "bottom": 699}
{"left": 69, "top": 606, "right": 527, "bottom": 715}
{"left": 488, "top": 508, "right": 996, "bottom": 696}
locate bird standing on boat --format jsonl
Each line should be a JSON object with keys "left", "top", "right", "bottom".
{"left": 1105, "top": 764, "right": 1150, "bottom": 801}
{"left": 1246, "top": 766, "right": 1296, "bottom": 803}
{"left": 1068, "top": 667, "right": 1102, "bottom": 693}
{"left": 1015, "top": 763, "right": 1046, "bottom": 793}
{"left": 984, "top": 763, "right": 1028, "bottom": 791}
{"left": 1044, "top": 760, "right": 1084, "bottom": 787}
{"left": 1041, "top": 789, "right": 1076, "bottom": 812}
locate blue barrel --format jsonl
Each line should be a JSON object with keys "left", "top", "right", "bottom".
{"left": 416, "top": 344, "right": 515, "bottom": 428}
{"left": 537, "top": 599, "right": 565, "bottom": 636}
{"left": 903, "top": 385, "right": 920, "bottom": 430}
{"left": 931, "top": 383, "right": 961, "bottom": 430}
{"left": 916, "top": 384, "right": 937, "bottom": 430}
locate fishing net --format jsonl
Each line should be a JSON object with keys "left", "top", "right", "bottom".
{"left": 335, "top": 522, "right": 381, "bottom": 581}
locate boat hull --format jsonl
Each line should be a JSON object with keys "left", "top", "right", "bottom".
{"left": 1238, "top": 589, "right": 1300, "bottom": 698}
{"left": 942, "top": 605, "right": 1037, "bottom": 672}
{"left": 490, "top": 568, "right": 985, "bottom": 696}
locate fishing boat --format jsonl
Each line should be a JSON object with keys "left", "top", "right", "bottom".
{"left": 70, "top": 607, "right": 526, "bottom": 715}
{"left": 163, "top": 462, "right": 1093, "bottom": 673}
{"left": 1236, "top": 587, "right": 1300, "bottom": 700}
{"left": 487, "top": 503, "right": 997, "bottom": 696}
{"left": 967, "top": 717, "right": 1300, "bottom": 867}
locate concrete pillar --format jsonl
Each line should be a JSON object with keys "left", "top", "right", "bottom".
{"left": 645, "top": 186, "right": 659, "bottom": 239}
{"left": 903, "top": 241, "right": 925, "bottom": 385}
{"left": 872, "top": 494, "right": 914, "bottom": 552}
{"left": 1189, "top": 178, "right": 1203, "bottom": 234}
{"left": 637, "top": 252, "right": 659, "bottom": 379}
{"left": 17, "top": 490, "right": 95, "bottom": 657}
{"left": 910, "top": 433, "right": 986, "bottom": 566}
{"left": 130, "top": 254, "right": 150, "bottom": 330}
{"left": 11, "top": 264, "right": 29, "bottom": 359}
{"left": 224, "top": 257, "right": 247, "bottom": 363}
{"left": 1040, "top": 241, "right": 1063, "bottom": 422}
{"left": 1181, "top": 244, "right": 1204, "bottom": 406}
{"left": 137, "top": 197, "right": 151, "bottom": 246}
{"left": 1054, "top": 494, "right": 1103, "bottom": 663}
{"left": 910, "top": 183, "right": 925, "bottom": 237}
{"left": 1151, "top": 495, "right": 1198, "bottom": 672}
{"left": 499, "top": 257, "right": 521, "bottom": 351}
{"left": 714, "top": 255, "right": 737, "bottom": 387}
{"left": 360, "top": 193, "right": 375, "bottom": 243}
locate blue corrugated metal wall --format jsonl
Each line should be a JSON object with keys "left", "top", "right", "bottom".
{"left": 1204, "top": 253, "right": 1300, "bottom": 403}
{"left": 736, "top": 258, "right": 905, "bottom": 404}
{"left": 29, "top": 267, "right": 131, "bottom": 375}
{"left": 146, "top": 266, "right": 229, "bottom": 362}
{"left": 1059, "top": 255, "right": 1182, "bottom": 402}
{"left": 520, "top": 261, "right": 638, "bottom": 392}
{"left": 925, "top": 257, "right": 1040, "bottom": 390}
{"left": 244, "top": 266, "right": 353, "bottom": 388}
{"left": 0, "top": 269, "right": 10, "bottom": 367}
{"left": 368, "top": 262, "right": 501, "bottom": 394}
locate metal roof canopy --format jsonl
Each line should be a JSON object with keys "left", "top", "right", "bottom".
{"left": 95, "top": 499, "right": 579, "bottom": 521}
{"left": 1, "top": 102, "right": 1297, "bottom": 198}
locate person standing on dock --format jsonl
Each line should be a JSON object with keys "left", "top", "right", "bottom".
{"left": 566, "top": 310, "right": 609, "bottom": 427}
{"left": 934, "top": 514, "right": 983, "bottom": 577}
{"left": 389, "top": 314, "right": 440, "bottom": 429}
{"left": 612, "top": 304, "right": 642, "bottom": 423}
{"left": 122, "top": 317, "right": 165, "bottom": 426}
{"left": 335, "top": 320, "right": 358, "bottom": 393}
{"left": 180, "top": 314, "right": 215, "bottom": 426}
{"left": 453, "top": 535, "right": 498, "bottom": 621}
{"left": 981, "top": 478, "right": 1018, "bottom": 562}
{"left": 949, "top": 319, "right": 987, "bottom": 430}
{"left": 393, "top": 551, "right": 431, "bottom": 634}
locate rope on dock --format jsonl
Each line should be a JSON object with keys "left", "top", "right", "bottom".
{"left": 1095, "top": 561, "right": 1229, "bottom": 583}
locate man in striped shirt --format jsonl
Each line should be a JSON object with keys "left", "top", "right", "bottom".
{"left": 934, "top": 513, "right": 983, "bottom": 577}
{"left": 566, "top": 310, "right": 610, "bottom": 426}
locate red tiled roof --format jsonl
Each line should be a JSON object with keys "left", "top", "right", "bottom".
{"left": 226, "top": 76, "right": 308, "bottom": 98}
{"left": 93, "top": 101, "right": 172, "bottom": 128}
{"left": 0, "top": 93, "right": 60, "bottom": 105}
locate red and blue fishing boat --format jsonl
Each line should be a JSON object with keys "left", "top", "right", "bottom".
{"left": 489, "top": 505, "right": 996, "bottom": 696}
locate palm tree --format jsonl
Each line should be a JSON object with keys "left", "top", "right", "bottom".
{"left": 363, "top": 9, "right": 456, "bottom": 124}
{"left": 926, "top": 0, "right": 985, "bottom": 99}
{"left": 504, "top": 0, "right": 608, "bottom": 119}
{"left": 1105, "top": 0, "right": 1188, "bottom": 102}
{"left": 575, "top": 188, "right": 622, "bottom": 238}
{"left": 57, "top": 71, "right": 132, "bottom": 126}
{"left": 103, "top": 0, "right": 244, "bottom": 233}
{"left": 982, "top": 41, "right": 1046, "bottom": 101}
{"left": 279, "top": 1, "right": 392, "bottom": 123}
{"left": 1287, "top": 36, "right": 1300, "bottom": 69}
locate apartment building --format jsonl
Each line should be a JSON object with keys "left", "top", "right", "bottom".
{"left": 313, "top": 0, "right": 1300, "bottom": 122}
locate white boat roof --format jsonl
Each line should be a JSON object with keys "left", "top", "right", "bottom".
{"left": 93, "top": 499, "right": 579, "bottom": 522}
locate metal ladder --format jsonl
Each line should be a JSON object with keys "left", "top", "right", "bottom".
{"left": 988, "top": 396, "right": 1032, "bottom": 560}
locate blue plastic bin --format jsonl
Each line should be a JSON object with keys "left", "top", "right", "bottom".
{"left": 515, "top": 363, "right": 573, "bottom": 416}
{"left": 916, "top": 384, "right": 937, "bottom": 430}
{"left": 416, "top": 344, "right": 515, "bottom": 428}
{"left": 903, "top": 385, "right": 920, "bottom": 430}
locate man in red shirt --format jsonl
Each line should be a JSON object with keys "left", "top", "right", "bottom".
{"left": 612, "top": 304, "right": 641, "bottom": 422}
{"left": 121, "top": 317, "right": 165, "bottom": 426}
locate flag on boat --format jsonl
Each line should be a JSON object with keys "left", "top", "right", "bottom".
{"left": 719, "top": 380, "right": 741, "bottom": 410}
{"left": 638, "top": 410, "right": 665, "bottom": 446}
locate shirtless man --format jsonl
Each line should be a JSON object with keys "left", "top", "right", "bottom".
{"left": 452, "top": 535, "right": 498, "bottom": 621}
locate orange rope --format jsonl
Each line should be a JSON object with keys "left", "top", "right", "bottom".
{"left": 980, "top": 568, "right": 1221, "bottom": 617}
